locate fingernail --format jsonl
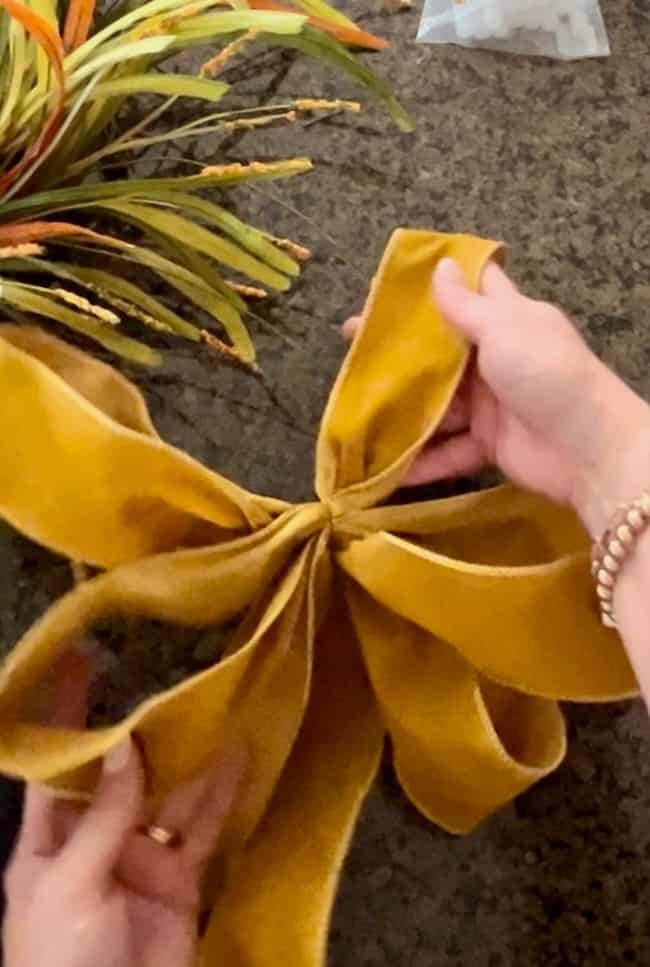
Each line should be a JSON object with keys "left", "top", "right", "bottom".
{"left": 342, "top": 316, "right": 361, "bottom": 341}
{"left": 104, "top": 737, "right": 132, "bottom": 775}
{"left": 434, "top": 257, "right": 463, "bottom": 285}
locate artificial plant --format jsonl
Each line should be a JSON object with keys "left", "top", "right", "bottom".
{"left": 0, "top": 0, "right": 410, "bottom": 367}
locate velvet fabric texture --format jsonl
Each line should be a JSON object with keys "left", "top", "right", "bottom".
{"left": 0, "top": 229, "right": 636, "bottom": 966}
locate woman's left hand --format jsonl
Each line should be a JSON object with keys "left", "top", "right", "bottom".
{"left": 3, "top": 649, "right": 246, "bottom": 967}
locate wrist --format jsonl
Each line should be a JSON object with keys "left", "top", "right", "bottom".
{"left": 571, "top": 364, "right": 650, "bottom": 539}
{"left": 615, "top": 525, "right": 650, "bottom": 704}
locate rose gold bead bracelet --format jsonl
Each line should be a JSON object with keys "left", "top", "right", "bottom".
{"left": 591, "top": 491, "right": 650, "bottom": 628}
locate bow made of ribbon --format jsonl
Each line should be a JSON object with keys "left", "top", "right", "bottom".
{"left": 0, "top": 229, "right": 636, "bottom": 966}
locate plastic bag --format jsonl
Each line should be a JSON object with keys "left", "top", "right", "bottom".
{"left": 416, "top": 0, "right": 610, "bottom": 60}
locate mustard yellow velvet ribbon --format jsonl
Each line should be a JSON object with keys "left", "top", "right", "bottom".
{"left": 0, "top": 229, "right": 637, "bottom": 966}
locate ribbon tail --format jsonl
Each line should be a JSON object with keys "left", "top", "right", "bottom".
{"left": 200, "top": 593, "right": 383, "bottom": 967}
{"left": 346, "top": 583, "right": 566, "bottom": 833}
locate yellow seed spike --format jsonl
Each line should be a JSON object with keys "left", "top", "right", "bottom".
{"left": 0, "top": 243, "right": 46, "bottom": 259}
{"left": 77, "top": 283, "right": 175, "bottom": 335}
{"left": 294, "top": 99, "right": 361, "bottom": 113}
{"left": 133, "top": 313, "right": 174, "bottom": 334}
{"left": 200, "top": 329, "right": 259, "bottom": 373}
{"left": 160, "top": 1, "right": 224, "bottom": 30}
{"left": 200, "top": 31, "right": 258, "bottom": 77}
{"left": 271, "top": 237, "right": 312, "bottom": 261}
{"left": 200, "top": 159, "right": 312, "bottom": 178}
{"left": 106, "top": 298, "right": 173, "bottom": 334}
{"left": 200, "top": 163, "right": 247, "bottom": 177}
{"left": 130, "top": 2, "right": 222, "bottom": 37}
{"left": 53, "top": 288, "right": 121, "bottom": 326}
{"left": 225, "top": 281, "right": 268, "bottom": 299}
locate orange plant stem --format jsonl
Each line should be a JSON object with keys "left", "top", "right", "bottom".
{"left": 0, "top": 0, "right": 66, "bottom": 195}
{"left": 248, "top": 0, "right": 389, "bottom": 50}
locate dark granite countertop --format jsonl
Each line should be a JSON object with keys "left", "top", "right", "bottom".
{"left": 1, "top": 0, "right": 649, "bottom": 963}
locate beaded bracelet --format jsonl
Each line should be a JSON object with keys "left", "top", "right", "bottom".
{"left": 591, "top": 491, "right": 650, "bottom": 627}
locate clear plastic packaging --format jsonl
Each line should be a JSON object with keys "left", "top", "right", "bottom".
{"left": 416, "top": 0, "right": 610, "bottom": 60}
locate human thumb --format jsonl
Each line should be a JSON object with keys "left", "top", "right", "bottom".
{"left": 55, "top": 737, "right": 144, "bottom": 891}
{"left": 432, "top": 257, "right": 493, "bottom": 343}
{"left": 434, "top": 256, "right": 465, "bottom": 287}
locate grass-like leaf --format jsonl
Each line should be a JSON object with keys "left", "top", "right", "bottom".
{"left": 59, "top": 265, "right": 202, "bottom": 341}
{"left": 0, "top": 0, "right": 65, "bottom": 193}
{"left": 172, "top": 9, "right": 307, "bottom": 40}
{"left": 261, "top": 25, "right": 415, "bottom": 133}
{"left": 93, "top": 199, "right": 293, "bottom": 290}
{"left": 142, "top": 190, "right": 300, "bottom": 276}
{"left": 91, "top": 74, "right": 229, "bottom": 103}
{"left": 248, "top": 0, "right": 388, "bottom": 50}
{"left": 1, "top": 281, "right": 162, "bottom": 363}
{"left": 63, "top": 0, "right": 96, "bottom": 53}
{"left": 7, "top": 257, "right": 202, "bottom": 340}
{"left": 0, "top": 160, "right": 314, "bottom": 221}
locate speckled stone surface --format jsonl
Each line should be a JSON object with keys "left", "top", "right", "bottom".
{"left": 2, "top": 0, "right": 650, "bottom": 963}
